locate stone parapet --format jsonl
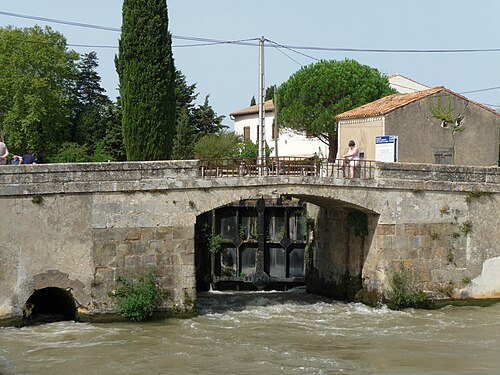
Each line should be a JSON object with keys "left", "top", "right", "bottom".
{"left": 0, "top": 160, "right": 200, "bottom": 196}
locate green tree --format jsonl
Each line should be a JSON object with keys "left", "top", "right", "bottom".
{"left": 0, "top": 26, "right": 78, "bottom": 161}
{"left": 265, "top": 85, "right": 277, "bottom": 101}
{"left": 175, "top": 69, "right": 198, "bottom": 115}
{"left": 250, "top": 96, "right": 256, "bottom": 106}
{"left": 116, "top": 0, "right": 176, "bottom": 161}
{"left": 277, "top": 59, "right": 395, "bottom": 160}
{"left": 192, "top": 95, "right": 226, "bottom": 136}
{"left": 70, "top": 51, "right": 111, "bottom": 150}
{"left": 98, "top": 99, "right": 126, "bottom": 161}
{"left": 193, "top": 132, "right": 243, "bottom": 159}
{"left": 171, "top": 107, "right": 196, "bottom": 159}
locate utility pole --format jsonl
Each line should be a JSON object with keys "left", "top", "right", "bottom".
{"left": 273, "top": 86, "right": 278, "bottom": 159}
{"left": 258, "top": 36, "right": 266, "bottom": 175}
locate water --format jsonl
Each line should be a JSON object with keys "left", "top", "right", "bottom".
{"left": 1, "top": 291, "right": 499, "bottom": 374}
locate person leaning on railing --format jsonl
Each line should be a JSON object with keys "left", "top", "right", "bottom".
{"left": 341, "top": 140, "right": 360, "bottom": 178}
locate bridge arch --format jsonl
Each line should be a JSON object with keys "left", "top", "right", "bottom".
{"left": 192, "top": 184, "right": 380, "bottom": 300}
{"left": 24, "top": 287, "right": 76, "bottom": 324}
{"left": 17, "top": 270, "right": 88, "bottom": 325}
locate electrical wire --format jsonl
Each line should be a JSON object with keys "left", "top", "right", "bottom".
{"left": 2, "top": 10, "right": 500, "bottom": 106}
{"left": 459, "top": 86, "right": 500, "bottom": 94}
{"left": 265, "top": 38, "right": 319, "bottom": 64}
{"left": 3, "top": 11, "right": 500, "bottom": 54}
{"left": 265, "top": 40, "right": 305, "bottom": 67}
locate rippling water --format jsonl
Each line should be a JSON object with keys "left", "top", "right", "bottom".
{"left": 1, "top": 291, "right": 499, "bottom": 374}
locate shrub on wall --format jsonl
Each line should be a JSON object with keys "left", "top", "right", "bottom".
{"left": 111, "top": 273, "right": 168, "bottom": 321}
{"left": 387, "top": 264, "right": 428, "bottom": 309}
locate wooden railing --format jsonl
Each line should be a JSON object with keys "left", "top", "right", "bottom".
{"left": 200, "top": 157, "right": 375, "bottom": 179}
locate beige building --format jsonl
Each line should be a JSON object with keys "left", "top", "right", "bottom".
{"left": 336, "top": 87, "right": 500, "bottom": 166}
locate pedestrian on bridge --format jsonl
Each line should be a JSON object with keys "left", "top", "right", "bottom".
{"left": 342, "top": 140, "right": 360, "bottom": 178}
{"left": 0, "top": 140, "right": 9, "bottom": 165}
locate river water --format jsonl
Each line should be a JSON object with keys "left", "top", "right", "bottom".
{"left": 1, "top": 290, "right": 498, "bottom": 375}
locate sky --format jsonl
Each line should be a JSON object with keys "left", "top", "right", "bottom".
{"left": 1, "top": 0, "right": 500, "bottom": 127}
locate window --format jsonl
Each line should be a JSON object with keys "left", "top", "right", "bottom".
{"left": 243, "top": 126, "right": 250, "bottom": 141}
{"left": 434, "top": 148, "right": 453, "bottom": 164}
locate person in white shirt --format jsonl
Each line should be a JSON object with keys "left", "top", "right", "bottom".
{"left": 342, "top": 140, "right": 360, "bottom": 178}
{"left": 0, "top": 141, "right": 9, "bottom": 165}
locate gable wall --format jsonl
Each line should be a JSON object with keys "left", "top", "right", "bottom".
{"left": 385, "top": 93, "right": 499, "bottom": 166}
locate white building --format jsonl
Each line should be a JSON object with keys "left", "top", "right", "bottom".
{"left": 231, "top": 100, "right": 328, "bottom": 158}
{"left": 231, "top": 75, "right": 428, "bottom": 158}
{"left": 388, "top": 74, "right": 430, "bottom": 93}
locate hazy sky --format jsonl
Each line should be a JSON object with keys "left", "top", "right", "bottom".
{"left": 2, "top": 0, "right": 500, "bottom": 126}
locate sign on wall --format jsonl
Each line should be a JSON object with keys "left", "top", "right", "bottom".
{"left": 375, "top": 136, "right": 398, "bottom": 162}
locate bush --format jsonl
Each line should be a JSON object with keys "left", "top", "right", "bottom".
{"left": 49, "top": 142, "right": 92, "bottom": 163}
{"left": 112, "top": 273, "right": 168, "bottom": 321}
{"left": 388, "top": 264, "right": 428, "bottom": 309}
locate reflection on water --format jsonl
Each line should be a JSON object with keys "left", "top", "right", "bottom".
{"left": 1, "top": 291, "right": 499, "bottom": 375}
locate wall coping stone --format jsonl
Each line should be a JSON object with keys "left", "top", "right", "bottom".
{"left": 0, "top": 160, "right": 498, "bottom": 196}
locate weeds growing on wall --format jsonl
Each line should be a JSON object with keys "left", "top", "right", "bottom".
{"left": 208, "top": 234, "right": 222, "bottom": 254}
{"left": 111, "top": 273, "right": 168, "bottom": 321}
{"left": 465, "top": 190, "right": 493, "bottom": 204}
{"left": 347, "top": 211, "right": 368, "bottom": 238}
{"left": 387, "top": 264, "right": 428, "bottom": 310}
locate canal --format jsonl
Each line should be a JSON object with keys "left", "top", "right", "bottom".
{"left": 1, "top": 291, "right": 498, "bottom": 374}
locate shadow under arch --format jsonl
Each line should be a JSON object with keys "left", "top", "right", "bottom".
{"left": 194, "top": 192, "right": 380, "bottom": 301}
{"left": 291, "top": 193, "right": 380, "bottom": 301}
{"left": 23, "top": 287, "right": 77, "bottom": 325}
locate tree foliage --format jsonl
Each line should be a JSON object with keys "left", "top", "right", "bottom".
{"left": 0, "top": 26, "right": 78, "bottom": 161}
{"left": 192, "top": 95, "right": 226, "bottom": 137}
{"left": 277, "top": 59, "right": 395, "bottom": 159}
{"left": 194, "top": 132, "right": 243, "bottom": 159}
{"left": 70, "top": 52, "right": 112, "bottom": 150}
{"left": 171, "top": 106, "right": 196, "bottom": 159}
{"left": 116, "top": 0, "right": 176, "bottom": 161}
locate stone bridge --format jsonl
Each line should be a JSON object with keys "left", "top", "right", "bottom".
{"left": 0, "top": 161, "right": 499, "bottom": 324}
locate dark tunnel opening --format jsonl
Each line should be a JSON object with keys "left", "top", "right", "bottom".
{"left": 23, "top": 287, "right": 77, "bottom": 325}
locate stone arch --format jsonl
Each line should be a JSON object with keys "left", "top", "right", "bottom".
{"left": 193, "top": 185, "right": 380, "bottom": 300}
{"left": 19, "top": 270, "right": 88, "bottom": 324}
{"left": 24, "top": 287, "right": 76, "bottom": 324}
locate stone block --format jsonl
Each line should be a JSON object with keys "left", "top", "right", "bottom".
{"left": 376, "top": 224, "right": 396, "bottom": 236}
{"left": 131, "top": 241, "right": 147, "bottom": 255}
{"left": 93, "top": 242, "right": 117, "bottom": 268}
{"left": 155, "top": 226, "right": 173, "bottom": 240}
{"left": 125, "top": 228, "right": 142, "bottom": 241}
{"left": 404, "top": 224, "right": 417, "bottom": 236}
{"left": 391, "top": 235, "right": 408, "bottom": 251}
{"left": 141, "top": 228, "right": 155, "bottom": 240}
{"left": 173, "top": 226, "right": 194, "bottom": 240}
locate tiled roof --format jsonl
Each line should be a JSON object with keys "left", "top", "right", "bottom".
{"left": 336, "top": 86, "right": 500, "bottom": 120}
{"left": 230, "top": 99, "right": 274, "bottom": 117}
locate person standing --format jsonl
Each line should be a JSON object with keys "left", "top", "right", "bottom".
{"left": 342, "top": 140, "right": 360, "bottom": 178}
{"left": 0, "top": 141, "right": 9, "bottom": 165}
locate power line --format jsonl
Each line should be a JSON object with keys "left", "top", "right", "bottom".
{"left": 3, "top": 11, "right": 500, "bottom": 54}
{"left": 0, "top": 10, "right": 120, "bottom": 32}
{"left": 265, "top": 38, "right": 319, "bottom": 64}
{"left": 459, "top": 86, "right": 500, "bottom": 94}
{"left": 265, "top": 40, "right": 305, "bottom": 67}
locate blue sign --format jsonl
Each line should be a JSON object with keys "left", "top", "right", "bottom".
{"left": 375, "top": 135, "right": 398, "bottom": 162}
{"left": 376, "top": 136, "right": 395, "bottom": 144}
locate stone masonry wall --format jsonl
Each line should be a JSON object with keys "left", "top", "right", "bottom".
{"left": 0, "top": 161, "right": 498, "bottom": 322}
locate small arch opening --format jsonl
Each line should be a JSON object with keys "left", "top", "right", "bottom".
{"left": 23, "top": 287, "right": 77, "bottom": 325}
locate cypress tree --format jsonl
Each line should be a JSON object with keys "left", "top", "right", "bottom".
{"left": 116, "top": 0, "right": 176, "bottom": 160}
